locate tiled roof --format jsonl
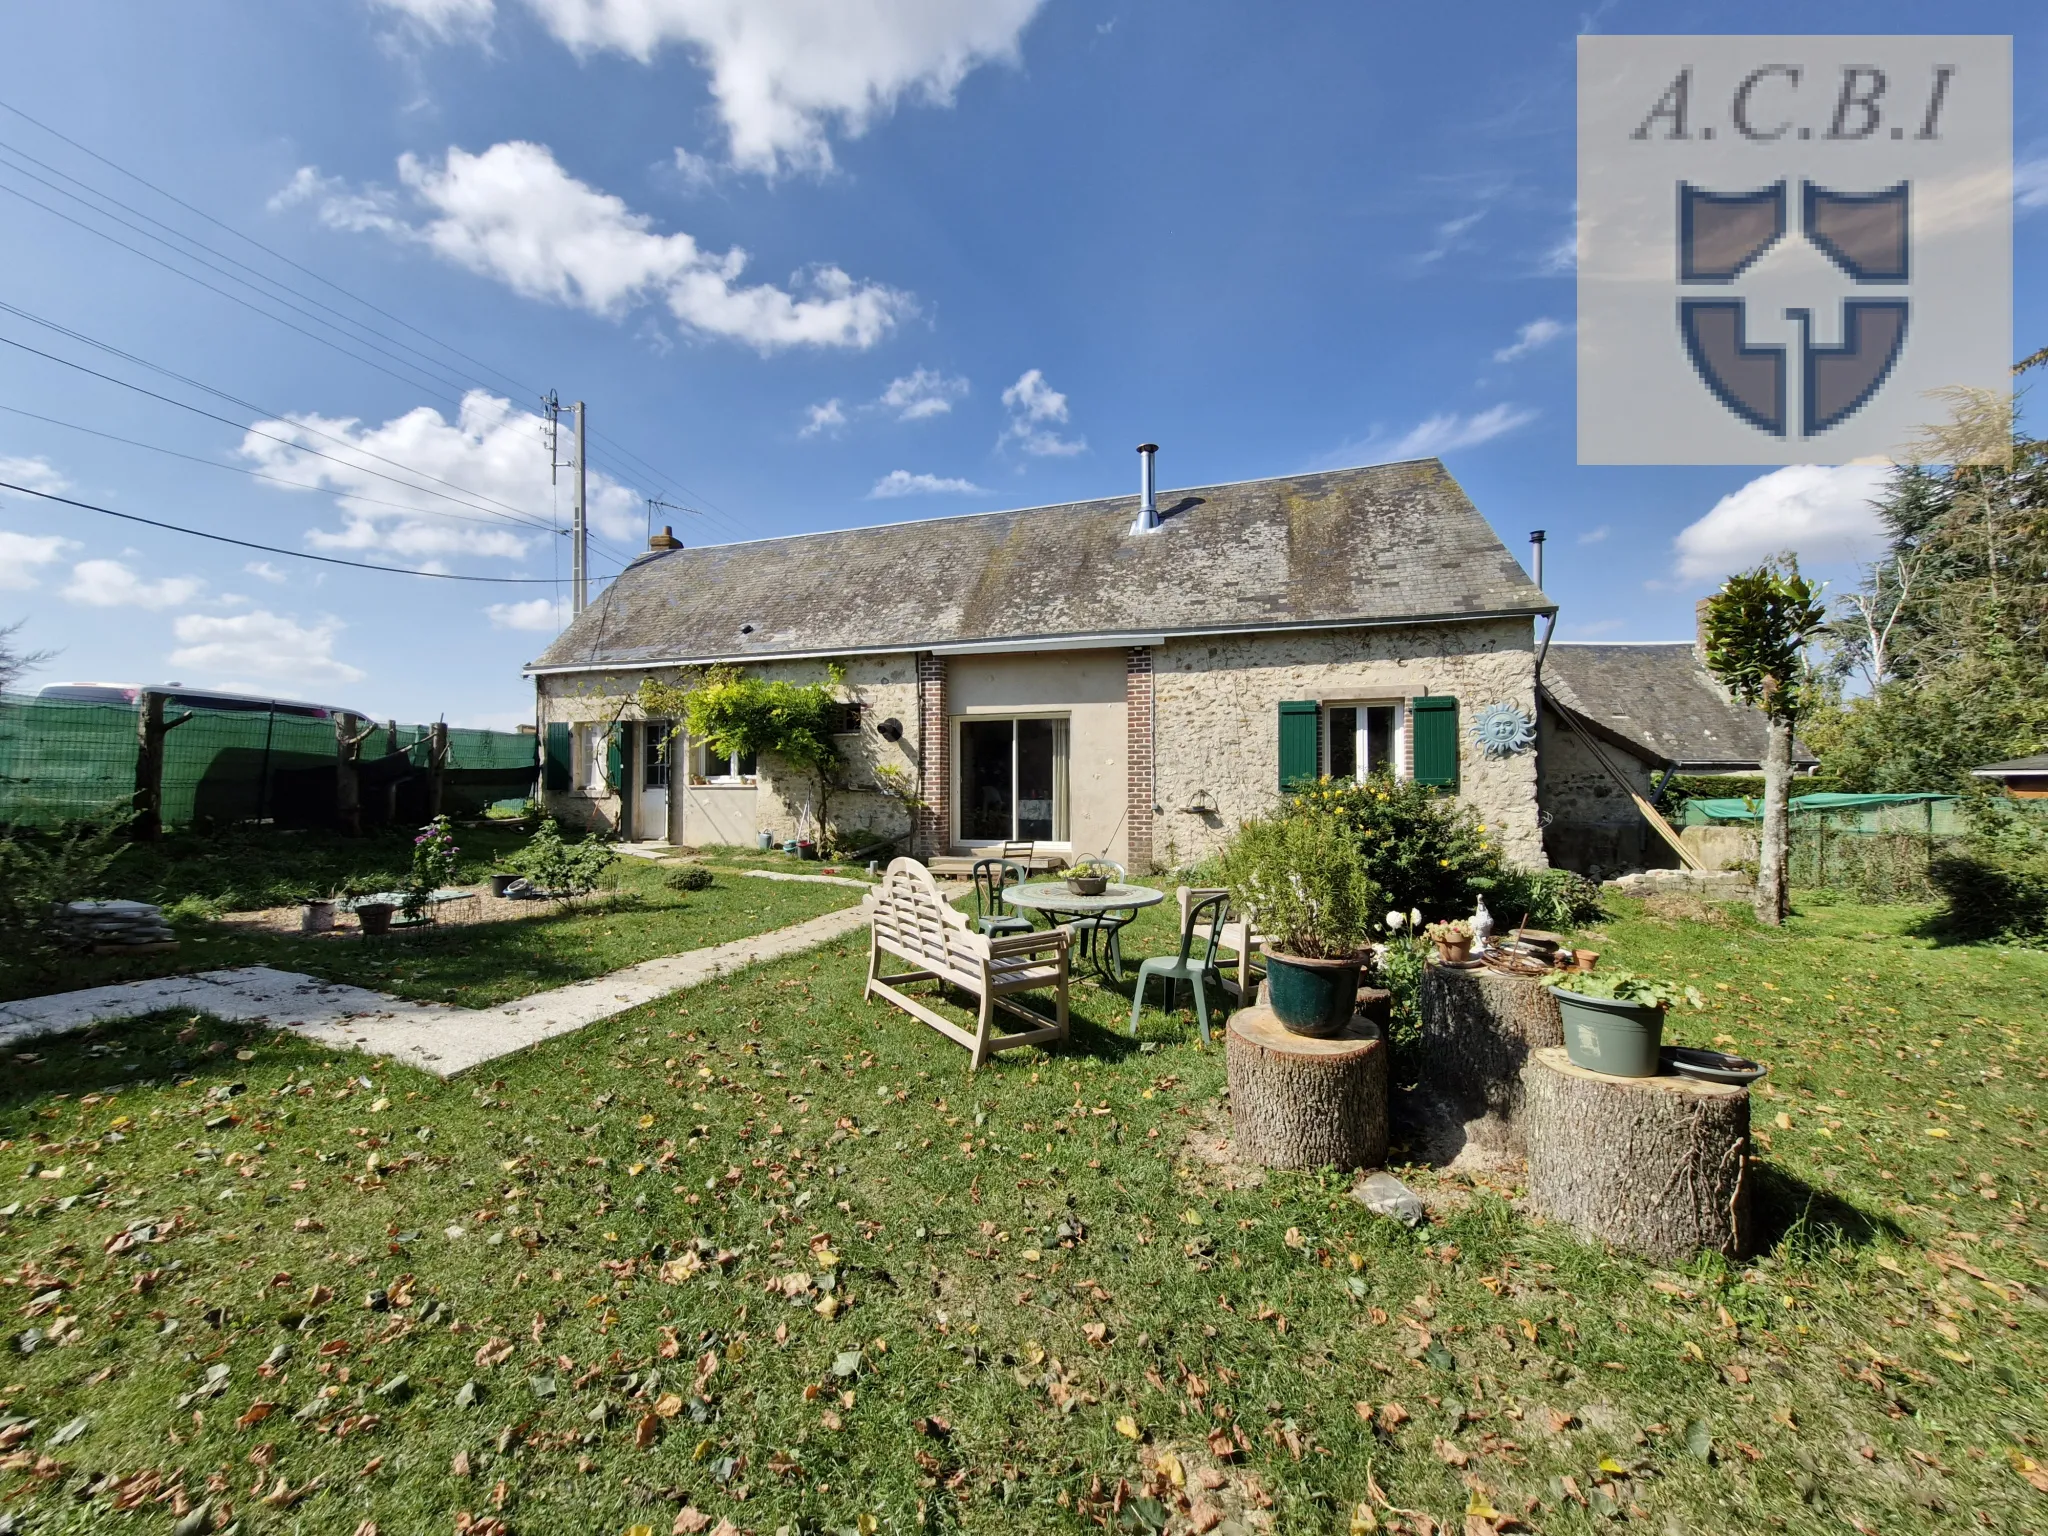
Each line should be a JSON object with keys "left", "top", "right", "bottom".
{"left": 529, "top": 458, "right": 1549, "bottom": 671}
{"left": 1541, "top": 642, "right": 1814, "bottom": 771}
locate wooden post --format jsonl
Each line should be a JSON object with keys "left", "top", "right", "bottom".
{"left": 132, "top": 691, "right": 195, "bottom": 840}
{"left": 1521, "top": 1048, "right": 1752, "bottom": 1262}
{"left": 134, "top": 690, "right": 166, "bottom": 841}
{"left": 335, "top": 712, "right": 364, "bottom": 836}
{"left": 1226, "top": 1004, "right": 1388, "bottom": 1170}
{"left": 427, "top": 721, "right": 449, "bottom": 819}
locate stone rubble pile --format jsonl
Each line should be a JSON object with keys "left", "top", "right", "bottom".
{"left": 58, "top": 899, "right": 178, "bottom": 951}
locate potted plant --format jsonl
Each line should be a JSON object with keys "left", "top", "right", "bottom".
{"left": 300, "top": 893, "right": 338, "bottom": 934}
{"left": 1548, "top": 969, "right": 1704, "bottom": 1078}
{"left": 402, "top": 816, "right": 460, "bottom": 925}
{"left": 1219, "top": 813, "right": 1376, "bottom": 1037}
{"left": 1424, "top": 918, "right": 1474, "bottom": 964}
{"left": 354, "top": 898, "right": 395, "bottom": 937}
{"left": 1065, "top": 857, "right": 1116, "bottom": 897}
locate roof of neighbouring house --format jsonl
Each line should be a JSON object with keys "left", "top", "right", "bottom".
{"left": 1539, "top": 641, "right": 1816, "bottom": 772}
{"left": 1973, "top": 754, "right": 2048, "bottom": 776}
{"left": 527, "top": 459, "right": 1551, "bottom": 672}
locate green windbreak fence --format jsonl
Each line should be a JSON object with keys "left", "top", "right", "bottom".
{"left": 0, "top": 692, "right": 536, "bottom": 830}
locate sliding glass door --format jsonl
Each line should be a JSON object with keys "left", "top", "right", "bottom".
{"left": 957, "top": 716, "right": 1068, "bottom": 843}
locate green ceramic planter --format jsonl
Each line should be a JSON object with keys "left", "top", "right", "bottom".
{"left": 1263, "top": 948, "right": 1362, "bottom": 1037}
{"left": 1551, "top": 985, "right": 1665, "bottom": 1077}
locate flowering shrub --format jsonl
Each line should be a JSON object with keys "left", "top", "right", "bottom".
{"left": 405, "top": 816, "right": 460, "bottom": 919}
{"left": 1281, "top": 773, "right": 1498, "bottom": 920}
{"left": 1422, "top": 918, "right": 1472, "bottom": 945}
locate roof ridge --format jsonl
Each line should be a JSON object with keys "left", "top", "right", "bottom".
{"left": 639, "top": 458, "right": 1448, "bottom": 554}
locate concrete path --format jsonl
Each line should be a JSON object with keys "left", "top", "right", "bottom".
{"left": 0, "top": 901, "right": 871, "bottom": 1079}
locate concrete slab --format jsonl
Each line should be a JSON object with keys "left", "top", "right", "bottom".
{"left": 0, "top": 900, "right": 874, "bottom": 1079}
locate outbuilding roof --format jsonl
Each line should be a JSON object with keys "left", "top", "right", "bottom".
{"left": 1539, "top": 641, "right": 1814, "bottom": 772}
{"left": 1973, "top": 754, "right": 2048, "bottom": 776}
{"left": 528, "top": 459, "right": 1550, "bottom": 673}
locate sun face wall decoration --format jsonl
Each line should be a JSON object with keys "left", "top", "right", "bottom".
{"left": 1469, "top": 701, "right": 1537, "bottom": 759}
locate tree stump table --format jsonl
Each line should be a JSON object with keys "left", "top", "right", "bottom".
{"left": 1521, "top": 1047, "right": 1752, "bottom": 1263}
{"left": 1417, "top": 963, "right": 1562, "bottom": 1155}
{"left": 1226, "top": 1004, "right": 1388, "bottom": 1170}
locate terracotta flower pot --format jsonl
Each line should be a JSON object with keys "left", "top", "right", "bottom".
{"left": 1434, "top": 939, "right": 1472, "bottom": 964}
{"left": 1573, "top": 949, "right": 1600, "bottom": 974}
{"left": 355, "top": 902, "right": 395, "bottom": 937}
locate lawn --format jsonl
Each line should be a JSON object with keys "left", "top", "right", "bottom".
{"left": 3, "top": 829, "right": 866, "bottom": 1009}
{"left": 3, "top": 893, "right": 2045, "bottom": 1535}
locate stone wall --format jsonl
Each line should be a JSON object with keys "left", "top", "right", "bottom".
{"left": 1150, "top": 617, "right": 1546, "bottom": 870}
{"left": 535, "top": 655, "right": 923, "bottom": 848}
{"left": 1534, "top": 701, "right": 1676, "bottom": 879}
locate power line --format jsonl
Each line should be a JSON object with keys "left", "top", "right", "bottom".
{"left": 0, "top": 168, "right": 479, "bottom": 409}
{"left": 0, "top": 478, "right": 564, "bottom": 583}
{"left": 0, "top": 93, "right": 544, "bottom": 405}
{"left": 0, "top": 306, "right": 556, "bottom": 531}
{"left": 0, "top": 398, "right": 572, "bottom": 533}
{"left": 0, "top": 96, "right": 734, "bottom": 560}
{"left": 0, "top": 133, "right": 496, "bottom": 402}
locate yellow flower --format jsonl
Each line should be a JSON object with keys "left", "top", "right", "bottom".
{"left": 1439, "top": 859, "right": 1450, "bottom": 867}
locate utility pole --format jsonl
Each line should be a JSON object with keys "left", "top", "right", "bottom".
{"left": 572, "top": 400, "right": 588, "bottom": 614}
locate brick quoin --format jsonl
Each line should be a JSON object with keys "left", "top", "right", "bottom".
{"left": 914, "top": 652, "right": 948, "bottom": 857}
{"left": 1125, "top": 647, "right": 1155, "bottom": 873}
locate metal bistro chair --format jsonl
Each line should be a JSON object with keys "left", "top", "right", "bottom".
{"left": 970, "top": 858, "right": 1035, "bottom": 938}
{"left": 1063, "top": 858, "right": 1137, "bottom": 981}
{"left": 1130, "top": 888, "right": 1231, "bottom": 1044}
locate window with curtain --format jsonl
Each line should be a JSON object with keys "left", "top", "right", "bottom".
{"left": 957, "top": 716, "right": 1070, "bottom": 843}
{"left": 1325, "top": 703, "right": 1404, "bottom": 780}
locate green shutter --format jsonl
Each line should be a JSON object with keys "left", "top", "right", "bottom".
{"left": 606, "top": 724, "right": 625, "bottom": 791}
{"left": 1278, "top": 699, "right": 1320, "bottom": 792}
{"left": 543, "top": 722, "right": 571, "bottom": 792}
{"left": 1411, "top": 696, "right": 1459, "bottom": 791}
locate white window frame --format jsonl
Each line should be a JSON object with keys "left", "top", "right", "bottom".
{"left": 1323, "top": 700, "right": 1407, "bottom": 782}
{"left": 952, "top": 712, "right": 1072, "bottom": 849}
{"left": 692, "top": 739, "right": 758, "bottom": 785}
{"left": 642, "top": 721, "right": 673, "bottom": 790}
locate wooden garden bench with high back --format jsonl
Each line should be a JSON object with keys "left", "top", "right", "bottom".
{"left": 866, "top": 857, "right": 1070, "bottom": 1070}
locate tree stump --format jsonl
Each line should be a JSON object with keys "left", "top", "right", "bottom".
{"left": 1417, "top": 963, "right": 1562, "bottom": 1154}
{"left": 1521, "top": 1047, "right": 1752, "bottom": 1263}
{"left": 1226, "top": 1004, "right": 1387, "bottom": 1170}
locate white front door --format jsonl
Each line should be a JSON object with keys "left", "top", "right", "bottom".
{"left": 639, "top": 720, "right": 672, "bottom": 842}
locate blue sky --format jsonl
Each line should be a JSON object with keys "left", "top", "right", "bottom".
{"left": 0, "top": 0, "right": 2040, "bottom": 727}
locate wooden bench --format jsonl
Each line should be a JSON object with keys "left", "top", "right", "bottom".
{"left": 866, "top": 857, "right": 1070, "bottom": 1070}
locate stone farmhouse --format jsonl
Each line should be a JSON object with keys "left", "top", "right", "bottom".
{"left": 523, "top": 454, "right": 1765, "bottom": 877}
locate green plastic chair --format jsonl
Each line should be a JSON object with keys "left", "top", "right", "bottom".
{"left": 1129, "top": 889, "right": 1231, "bottom": 1043}
{"left": 970, "top": 858, "right": 1034, "bottom": 937}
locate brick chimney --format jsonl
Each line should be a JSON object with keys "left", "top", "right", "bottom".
{"left": 647, "top": 525, "right": 683, "bottom": 551}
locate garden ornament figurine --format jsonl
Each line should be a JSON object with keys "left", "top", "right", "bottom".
{"left": 1471, "top": 894, "right": 1494, "bottom": 953}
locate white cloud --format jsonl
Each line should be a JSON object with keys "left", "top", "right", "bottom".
{"left": 281, "top": 142, "right": 912, "bottom": 350}
{"left": 1382, "top": 403, "right": 1537, "bottom": 460}
{"left": 377, "top": 0, "right": 1047, "bottom": 178}
{"left": 879, "top": 367, "right": 969, "bottom": 421}
{"left": 370, "top": 0, "right": 495, "bottom": 40}
{"left": 169, "top": 610, "right": 366, "bottom": 686}
{"left": 487, "top": 595, "right": 573, "bottom": 631}
{"left": 1493, "top": 317, "right": 1567, "bottom": 363}
{"left": 0, "top": 530, "right": 73, "bottom": 591}
{"left": 237, "top": 388, "right": 639, "bottom": 562}
{"left": 671, "top": 145, "right": 721, "bottom": 194}
{"left": 800, "top": 398, "right": 848, "bottom": 438}
{"left": 62, "top": 559, "right": 203, "bottom": 610}
{"left": 2019, "top": 157, "right": 2048, "bottom": 212}
{"left": 245, "top": 561, "right": 289, "bottom": 583}
{"left": 868, "top": 469, "right": 985, "bottom": 498}
{"left": 998, "top": 368, "right": 1086, "bottom": 457}
{"left": 1413, "top": 207, "right": 1485, "bottom": 267}
{"left": 1674, "top": 464, "right": 1890, "bottom": 581}
{"left": 0, "top": 455, "right": 70, "bottom": 496}
{"left": 1577, "top": 525, "right": 1610, "bottom": 545}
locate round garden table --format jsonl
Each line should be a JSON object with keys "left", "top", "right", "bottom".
{"left": 1003, "top": 880, "right": 1166, "bottom": 979}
